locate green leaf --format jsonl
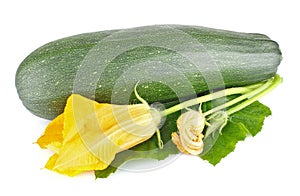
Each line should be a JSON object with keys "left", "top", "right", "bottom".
{"left": 229, "top": 101, "right": 271, "bottom": 136}
{"left": 201, "top": 121, "right": 248, "bottom": 165}
{"left": 201, "top": 101, "right": 271, "bottom": 165}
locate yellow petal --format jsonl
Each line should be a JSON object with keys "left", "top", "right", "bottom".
{"left": 41, "top": 94, "right": 161, "bottom": 176}
{"left": 171, "top": 132, "right": 189, "bottom": 154}
{"left": 44, "top": 95, "right": 108, "bottom": 175}
{"left": 36, "top": 114, "right": 64, "bottom": 153}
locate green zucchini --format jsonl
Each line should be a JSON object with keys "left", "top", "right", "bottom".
{"left": 15, "top": 25, "right": 281, "bottom": 120}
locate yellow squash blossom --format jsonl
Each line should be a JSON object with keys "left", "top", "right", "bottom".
{"left": 37, "top": 94, "right": 161, "bottom": 176}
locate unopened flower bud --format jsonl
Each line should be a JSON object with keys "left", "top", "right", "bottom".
{"left": 172, "top": 109, "right": 205, "bottom": 155}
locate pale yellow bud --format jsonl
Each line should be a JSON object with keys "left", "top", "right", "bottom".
{"left": 172, "top": 109, "right": 205, "bottom": 155}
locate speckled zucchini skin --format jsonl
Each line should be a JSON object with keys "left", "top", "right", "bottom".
{"left": 16, "top": 25, "right": 281, "bottom": 119}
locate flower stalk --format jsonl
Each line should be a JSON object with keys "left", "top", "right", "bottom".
{"left": 161, "top": 74, "right": 282, "bottom": 117}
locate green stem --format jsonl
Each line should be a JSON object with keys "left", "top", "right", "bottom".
{"left": 161, "top": 75, "right": 282, "bottom": 117}
{"left": 155, "top": 129, "right": 163, "bottom": 149}
{"left": 203, "top": 77, "right": 274, "bottom": 116}
{"left": 226, "top": 74, "right": 282, "bottom": 115}
{"left": 161, "top": 86, "right": 252, "bottom": 116}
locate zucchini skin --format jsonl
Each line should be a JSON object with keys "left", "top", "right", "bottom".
{"left": 16, "top": 25, "right": 282, "bottom": 119}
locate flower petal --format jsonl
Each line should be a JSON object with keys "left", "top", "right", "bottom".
{"left": 36, "top": 114, "right": 64, "bottom": 153}
{"left": 44, "top": 94, "right": 109, "bottom": 175}
{"left": 41, "top": 94, "right": 161, "bottom": 176}
{"left": 172, "top": 110, "right": 205, "bottom": 155}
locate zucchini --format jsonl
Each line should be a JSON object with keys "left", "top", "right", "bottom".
{"left": 15, "top": 25, "right": 281, "bottom": 120}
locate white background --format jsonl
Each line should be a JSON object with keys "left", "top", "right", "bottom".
{"left": 1, "top": 0, "right": 299, "bottom": 195}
